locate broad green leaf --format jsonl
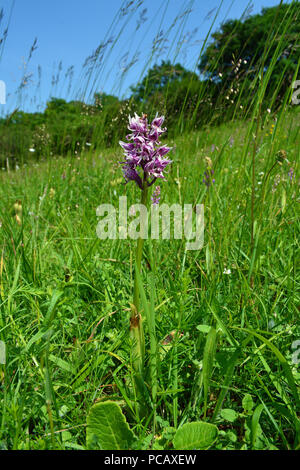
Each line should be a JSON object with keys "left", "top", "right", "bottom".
{"left": 220, "top": 408, "right": 238, "bottom": 422}
{"left": 86, "top": 401, "right": 136, "bottom": 450}
{"left": 242, "top": 394, "right": 254, "bottom": 414}
{"left": 251, "top": 404, "right": 264, "bottom": 449}
{"left": 173, "top": 421, "right": 218, "bottom": 450}
{"left": 196, "top": 325, "right": 211, "bottom": 334}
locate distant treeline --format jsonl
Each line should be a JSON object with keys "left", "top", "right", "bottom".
{"left": 0, "top": 3, "right": 299, "bottom": 167}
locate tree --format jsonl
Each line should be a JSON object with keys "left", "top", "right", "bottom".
{"left": 198, "top": 3, "right": 300, "bottom": 103}
{"left": 130, "top": 60, "right": 198, "bottom": 101}
{"left": 45, "top": 97, "right": 69, "bottom": 113}
{"left": 93, "top": 92, "right": 119, "bottom": 108}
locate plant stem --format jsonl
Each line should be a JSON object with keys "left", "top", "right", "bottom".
{"left": 130, "top": 181, "right": 148, "bottom": 374}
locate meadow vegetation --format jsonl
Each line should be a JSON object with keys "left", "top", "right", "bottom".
{"left": 0, "top": 0, "right": 299, "bottom": 450}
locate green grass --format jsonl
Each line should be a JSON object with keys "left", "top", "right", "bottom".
{"left": 0, "top": 107, "right": 299, "bottom": 450}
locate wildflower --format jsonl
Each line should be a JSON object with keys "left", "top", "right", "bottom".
{"left": 29, "top": 148, "right": 35, "bottom": 153}
{"left": 151, "top": 185, "right": 161, "bottom": 205}
{"left": 203, "top": 169, "right": 215, "bottom": 187}
{"left": 119, "top": 113, "right": 172, "bottom": 189}
{"left": 119, "top": 113, "right": 172, "bottom": 379}
{"left": 272, "top": 174, "right": 281, "bottom": 193}
{"left": 223, "top": 268, "right": 231, "bottom": 275}
{"left": 288, "top": 167, "right": 294, "bottom": 181}
{"left": 49, "top": 188, "right": 56, "bottom": 198}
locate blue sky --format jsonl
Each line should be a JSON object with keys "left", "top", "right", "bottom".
{"left": 0, "top": 0, "right": 291, "bottom": 115}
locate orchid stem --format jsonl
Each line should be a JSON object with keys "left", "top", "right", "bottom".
{"left": 131, "top": 181, "right": 148, "bottom": 374}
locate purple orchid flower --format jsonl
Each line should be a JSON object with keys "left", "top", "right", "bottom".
{"left": 119, "top": 113, "right": 172, "bottom": 189}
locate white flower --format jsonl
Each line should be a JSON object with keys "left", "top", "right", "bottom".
{"left": 223, "top": 268, "right": 231, "bottom": 275}
{"left": 29, "top": 148, "right": 35, "bottom": 152}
